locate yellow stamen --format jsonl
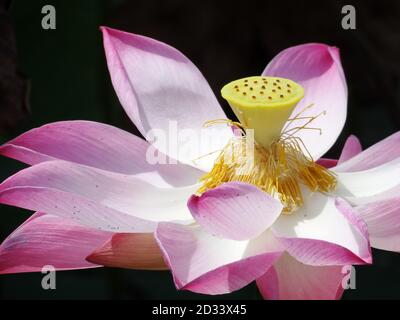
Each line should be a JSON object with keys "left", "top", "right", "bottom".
{"left": 197, "top": 76, "right": 337, "bottom": 214}
{"left": 197, "top": 134, "right": 337, "bottom": 214}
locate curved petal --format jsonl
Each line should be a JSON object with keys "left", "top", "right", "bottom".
{"left": 271, "top": 193, "right": 371, "bottom": 265}
{"left": 256, "top": 253, "right": 346, "bottom": 300}
{"left": 0, "top": 212, "right": 111, "bottom": 274}
{"left": 188, "top": 182, "right": 282, "bottom": 240}
{"left": 0, "top": 187, "right": 155, "bottom": 232}
{"left": 338, "top": 135, "right": 362, "bottom": 164}
{"left": 316, "top": 135, "right": 362, "bottom": 169}
{"left": 335, "top": 157, "right": 400, "bottom": 198}
{"left": 349, "top": 184, "right": 400, "bottom": 206}
{"left": 263, "top": 44, "right": 347, "bottom": 160}
{"left": 0, "top": 120, "right": 202, "bottom": 187}
{"left": 101, "top": 27, "right": 232, "bottom": 171}
{"left": 355, "top": 190, "right": 400, "bottom": 252}
{"left": 0, "top": 161, "right": 197, "bottom": 232}
{"left": 87, "top": 233, "right": 167, "bottom": 270}
{"left": 155, "top": 223, "right": 284, "bottom": 295}
{"left": 316, "top": 158, "right": 337, "bottom": 168}
{"left": 368, "top": 235, "right": 400, "bottom": 253}
{"left": 348, "top": 184, "right": 400, "bottom": 252}
{"left": 334, "top": 131, "right": 400, "bottom": 172}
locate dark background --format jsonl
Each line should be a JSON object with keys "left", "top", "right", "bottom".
{"left": 0, "top": 0, "right": 399, "bottom": 299}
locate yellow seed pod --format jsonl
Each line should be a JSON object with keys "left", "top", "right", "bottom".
{"left": 221, "top": 76, "right": 304, "bottom": 147}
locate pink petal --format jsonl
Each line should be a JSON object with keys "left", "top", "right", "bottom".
{"left": 0, "top": 120, "right": 202, "bottom": 187}
{"left": 369, "top": 235, "right": 400, "bottom": 253}
{"left": 188, "top": 182, "right": 282, "bottom": 240}
{"left": 338, "top": 135, "right": 362, "bottom": 164}
{"left": 0, "top": 212, "right": 111, "bottom": 274}
{"left": 335, "top": 157, "right": 400, "bottom": 198}
{"left": 256, "top": 253, "right": 346, "bottom": 300}
{"left": 155, "top": 223, "right": 284, "bottom": 295}
{"left": 355, "top": 189, "right": 400, "bottom": 252}
{"left": 316, "top": 158, "right": 337, "bottom": 168}
{"left": 263, "top": 44, "right": 347, "bottom": 160}
{"left": 101, "top": 27, "right": 232, "bottom": 171}
{"left": 0, "top": 187, "right": 154, "bottom": 232}
{"left": 316, "top": 135, "right": 362, "bottom": 168}
{"left": 87, "top": 233, "right": 167, "bottom": 270}
{"left": 0, "top": 161, "right": 197, "bottom": 232}
{"left": 271, "top": 194, "right": 371, "bottom": 266}
{"left": 334, "top": 131, "right": 400, "bottom": 172}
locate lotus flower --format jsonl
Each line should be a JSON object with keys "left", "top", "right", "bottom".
{"left": 0, "top": 27, "right": 399, "bottom": 300}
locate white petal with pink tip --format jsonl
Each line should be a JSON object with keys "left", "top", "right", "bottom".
{"left": 263, "top": 44, "right": 347, "bottom": 160}
{"left": 102, "top": 27, "right": 232, "bottom": 171}
{"left": 188, "top": 182, "right": 282, "bottom": 240}
{"left": 155, "top": 223, "right": 284, "bottom": 295}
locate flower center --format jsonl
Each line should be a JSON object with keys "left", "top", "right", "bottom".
{"left": 221, "top": 75, "right": 304, "bottom": 148}
{"left": 197, "top": 76, "right": 337, "bottom": 214}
